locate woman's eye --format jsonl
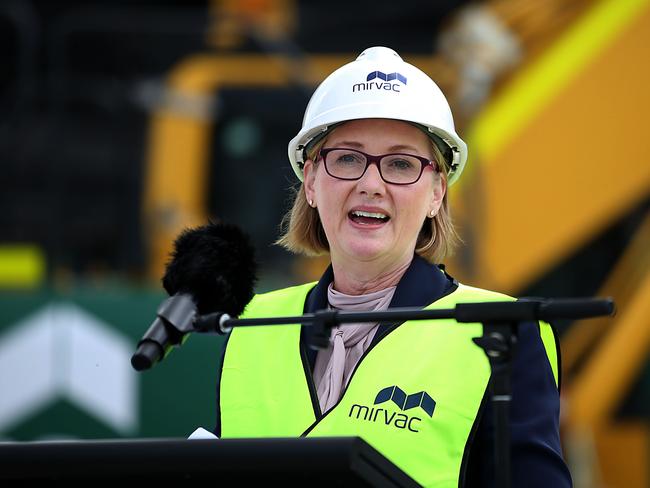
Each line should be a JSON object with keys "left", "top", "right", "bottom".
{"left": 337, "top": 153, "right": 362, "bottom": 164}
{"left": 388, "top": 158, "right": 414, "bottom": 170}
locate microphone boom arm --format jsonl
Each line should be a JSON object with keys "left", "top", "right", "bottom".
{"left": 193, "top": 297, "right": 615, "bottom": 336}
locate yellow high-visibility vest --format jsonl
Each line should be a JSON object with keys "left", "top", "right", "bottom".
{"left": 220, "top": 282, "right": 559, "bottom": 487}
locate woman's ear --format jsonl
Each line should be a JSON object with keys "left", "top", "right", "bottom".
{"left": 429, "top": 174, "right": 447, "bottom": 217}
{"left": 303, "top": 159, "right": 317, "bottom": 205}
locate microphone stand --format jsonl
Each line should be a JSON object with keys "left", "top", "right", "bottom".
{"left": 134, "top": 297, "right": 615, "bottom": 488}
{"left": 472, "top": 320, "right": 516, "bottom": 488}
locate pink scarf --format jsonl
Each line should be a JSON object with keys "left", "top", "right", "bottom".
{"left": 313, "top": 283, "right": 397, "bottom": 413}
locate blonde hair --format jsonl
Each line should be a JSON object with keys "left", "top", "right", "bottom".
{"left": 277, "top": 126, "right": 461, "bottom": 264}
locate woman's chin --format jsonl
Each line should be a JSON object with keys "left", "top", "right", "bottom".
{"left": 340, "top": 240, "right": 393, "bottom": 263}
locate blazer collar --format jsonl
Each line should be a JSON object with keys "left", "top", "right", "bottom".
{"left": 302, "top": 255, "right": 458, "bottom": 365}
{"left": 305, "top": 254, "right": 456, "bottom": 312}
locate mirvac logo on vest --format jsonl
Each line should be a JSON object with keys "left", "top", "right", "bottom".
{"left": 348, "top": 385, "right": 435, "bottom": 433}
{"left": 353, "top": 71, "right": 407, "bottom": 93}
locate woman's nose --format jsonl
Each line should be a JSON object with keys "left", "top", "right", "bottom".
{"left": 357, "top": 162, "right": 385, "bottom": 195}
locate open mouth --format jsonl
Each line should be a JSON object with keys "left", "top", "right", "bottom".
{"left": 348, "top": 210, "right": 390, "bottom": 225}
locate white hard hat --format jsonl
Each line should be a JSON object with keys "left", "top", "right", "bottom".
{"left": 288, "top": 46, "right": 468, "bottom": 186}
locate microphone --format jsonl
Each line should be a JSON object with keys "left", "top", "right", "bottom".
{"left": 131, "top": 222, "right": 257, "bottom": 371}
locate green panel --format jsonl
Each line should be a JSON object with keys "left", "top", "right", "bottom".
{"left": 0, "top": 285, "right": 226, "bottom": 440}
{"left": 7, "top": 399, "right": 118, "bottom": 441}
{"left": 0, "top": 289, "right": 52, "bottom": 325}
{"left": 137, "top": 332, "right": 226, "bottom": 438}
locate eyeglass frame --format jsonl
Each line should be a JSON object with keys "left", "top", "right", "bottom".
{"left": 317, "top": 147, "right": 440, "bottom": 185}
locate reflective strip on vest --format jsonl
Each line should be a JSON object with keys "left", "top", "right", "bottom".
{"left": 220, "top": 282, "right": 560, "bottom": 487}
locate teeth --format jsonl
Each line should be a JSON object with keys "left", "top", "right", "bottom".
{"left": 352, "top": 210, "right": 388, "bottom": 219}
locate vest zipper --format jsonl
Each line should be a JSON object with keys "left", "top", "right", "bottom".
{"left": 299, "top": 337, "right": 322, "bottom": 419}
{"left": 300, "top": 321, "right": 401, "bottom": 436}
{"left": 457, "top": 381, "right": 490, "bottom": 487}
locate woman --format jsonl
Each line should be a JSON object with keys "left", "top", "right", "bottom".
{"left": 216, "top": 47, "right": 571, "bottom": 487}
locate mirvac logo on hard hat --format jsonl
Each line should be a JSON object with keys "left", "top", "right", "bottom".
{"left": 348, "top": 385, "right": 435, "bottom": 433}
{"left": 352, "top": 71, "right": 407, "bottom": 93}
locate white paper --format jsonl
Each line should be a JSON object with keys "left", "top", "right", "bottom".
{"left": 187, "top": 427, "right": 219, "bottom": 440}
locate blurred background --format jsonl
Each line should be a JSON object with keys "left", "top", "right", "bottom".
{"left": 0, "top": 0, "right": 648, "bottom": 485}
